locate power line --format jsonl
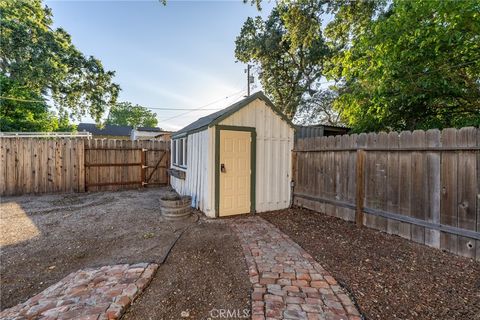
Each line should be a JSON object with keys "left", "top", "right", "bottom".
{"left": 158, "top": 90, "right": 245, "bottom": 123}
{"left": 158, "top": 89, "right": 246, "bottom": 123}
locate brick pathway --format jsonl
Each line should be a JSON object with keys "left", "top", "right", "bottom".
{"left": 0, "top": 263, "right": 158, "bottom": 320}
{"left": 230, "top": 217, "right": 361, "bottom": 320}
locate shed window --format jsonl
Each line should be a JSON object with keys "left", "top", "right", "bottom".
{"left": 172, "top": 137, "right": 187, "bottom": 168}
{"left": 172, "top": 140, "right": 177, "bottom": 164}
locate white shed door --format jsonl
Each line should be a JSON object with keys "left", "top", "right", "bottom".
{"left": 219, "top": 130, "right": 251, "bottom": 216}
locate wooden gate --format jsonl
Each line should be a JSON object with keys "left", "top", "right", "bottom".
{"left": 84, "top": 139, "right": 169, "bottom": 192}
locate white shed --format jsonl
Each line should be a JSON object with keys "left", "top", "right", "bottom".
{"left": 169, "top": 91, "right": 295, "bottom": 218}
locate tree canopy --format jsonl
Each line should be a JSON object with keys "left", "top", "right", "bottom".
{"left": 106, "top": 102, "right": 159, "bottom": 128}
{"left": 238, "top": 0, "right": 480, "bottom": 131}
{"left": 0, "top": 75, "right": 74, "bottom": 132}
{"left": 235, "top": 3, "right": 341, "bottom": 125}
{"left": 0, "top": 0, "right": 120, "bottom": 131}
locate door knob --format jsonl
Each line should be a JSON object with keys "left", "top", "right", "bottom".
{"left": 221, "top": 163, "right": 226, "bottom": 173}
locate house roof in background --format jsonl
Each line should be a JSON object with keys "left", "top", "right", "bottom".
{"left": 136, "top": 127, "right": 162, "bottom": 132}
{"left": 172, "top": 91, "right": 295, "bottom": 138}
{"left": 77, "top": 123, "right": 132, "bottom": 136}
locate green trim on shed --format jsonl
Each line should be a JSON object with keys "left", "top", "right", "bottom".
{"left": 214, "top": 125, "right": 256, "bottom": 217}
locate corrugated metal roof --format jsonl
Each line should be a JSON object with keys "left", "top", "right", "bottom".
{"left": 77, "top": 123, "right": 132, "bottom": 136}
{"left": 172, "top": 91, "right": 294, "bottom": 138}
{"left": 294, "top": 125, "right": 350, "bottom": 141}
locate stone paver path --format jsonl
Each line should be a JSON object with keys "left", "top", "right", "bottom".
{"left": 0, "top": 263, "right": 158, "bottom": 320}
{"left": 230, "top": 217, "right": 361, "bottom": 320}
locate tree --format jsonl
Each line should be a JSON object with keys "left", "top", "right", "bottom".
{"left": 0, "top": 75, "right": 75, "bottom": 132}
{"left": 235, "top": 3, "right": 342, "bottom": 125}
{"left": 293, "top": 90, "right": 341, "bottom": 125}
{"left": 0, "top": 0, "right": 120, "bottom": 128}
{"left": 240, "top": 0, "right": 480, "bottom": 131}
{"left": 327, "top": 0, "right": 480, "bottom": 131}
{"left": 106, "top": 102, "right": 159, "bottom": 128}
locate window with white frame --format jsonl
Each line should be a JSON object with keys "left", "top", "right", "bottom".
{"left": 172, "top": 137, "right": 187, "bottom": 168}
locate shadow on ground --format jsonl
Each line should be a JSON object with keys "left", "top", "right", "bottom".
{"left": 1, "top": 188, "right": 190, "bottom": 309}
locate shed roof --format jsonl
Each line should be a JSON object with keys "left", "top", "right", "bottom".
{"left": 77, "top": 123, "right": 132, "bottom": 136}
{"left": 172, "top": 91, "right": 294, "bottom": 138}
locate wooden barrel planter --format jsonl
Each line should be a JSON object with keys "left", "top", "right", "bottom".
{"left": 160, "top": 194, "right": 192, "bottom": 220}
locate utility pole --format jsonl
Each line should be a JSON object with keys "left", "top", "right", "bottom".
{"left": 245, "top": 64, "right": 252, "bottom": 96}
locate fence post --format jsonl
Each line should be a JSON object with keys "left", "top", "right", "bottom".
{"left": 290, "top": 150, "right": 297, "bottom": 207}
{"left": 356, "top": 149, "right": 366, "bottom": 226}
{"left": 79, "top": 139, "right": 85, "bottom": 192}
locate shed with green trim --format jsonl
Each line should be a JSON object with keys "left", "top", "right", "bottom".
{"left": 170, "top": 91, "right": 295, "bottom": 218}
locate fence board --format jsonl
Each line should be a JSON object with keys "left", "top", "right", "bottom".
{"left": 71, "top": 139, "right": 78, "bottom": 192}
{"left": 411, "top": 130, "right": 426, "bottom": 244}
{"left": 325, "top": 137, "right": 335, "bottom": 216}
{"left": 457, "top": 127, "right": 477, "bottom": 258}
{"left": 398, "top": 131, "right": 413, "bottom": 240}
{"left": 66, "top": 139, "right": 73, "bottom": 192}
{"left": 312, "top": 136, "right": 322, "bottom": 213}
{"left": 477, "top": 128, "right": 480, "bottom": 260}
{"left": 6, "top": 139, "right": 14, "bottom": 195}
{"left": 334, "top": 136, "right": 342, "bottom": 219}
{"left": 78, "top": 139, "right": 85, "bottom": 192}
{"left": 18, "top": 138, "right": 25, "bottom": 194}
{"left": 347, "top": 135, "right": 357, "bottom": 219}
{"left": 386, "top": 132, "right": 400, "bottom": 235}
{"left": 46, "top": 140, "right": 54, "bottom": 192}
{"left": 364, "top": 133, "right": 377, "bottom": 229}
{"left": 375, "top": 132, "right": 389, "bottom": 232}
{"left": 42, "top": 140, "right": 49, "bottom": 193}
{"left": 425, "top": 129, "right": 441, "bottom": 248}
{"left": 440, "top": 128, "right": 458, "bottom": 254}
{"left": 54, "top": 140, "right": 62, "bottom": 193}
{"left": 293, "top": 127, "right": 479, "bottom": 260}
{"left": 0, "top": 139, "right": 5, "bottom": 195}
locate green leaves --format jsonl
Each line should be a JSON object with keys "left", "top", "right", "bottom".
{"left": 106, "top": 102, "right": 159, "bottom": 129}
{"left": 334, "top": 0, "right": 480, "bottom": 131}
{"left": 0, "top": 0, "right": 120, "bottom": 127}
{"left": 0, "top": 75, "right": 75, "bottom": 132}
{"left": 235, "top": 2, "right": 338, "bottom": 124}
{"left": 239, "top": 0, "right": 480, "bottom": 131}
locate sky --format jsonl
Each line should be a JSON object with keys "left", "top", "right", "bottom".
{"left": 45, "top": 0, "right": 274, "bottom": 131}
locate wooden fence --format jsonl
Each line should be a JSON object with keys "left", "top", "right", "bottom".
{"left": 293, "top": 127, "right": 479, "bottom": 260}
{"left": 84, "top": 139, "right": 169, "bottom": 192}
{"left": 0, "top": 138, "right": 169, "bottom": 196}
{"left": 0, "top": 138, "right": 85, "bottom": 195}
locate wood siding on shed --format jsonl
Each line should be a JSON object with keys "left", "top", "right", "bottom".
{"left": 218, "top": 98, "right": 294, "bottom": 213}
{"left": 170, "top": 97, "right": 294, "bottom": 217}
{"left": 170, "top": 128, "right": 214, "bottom": 216}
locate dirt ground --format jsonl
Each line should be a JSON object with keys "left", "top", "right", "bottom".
{"left": 0, "top": 188, "right": 250, "bottom": 318}
{"left": 261, "top": 208, "right": 480, "bottom": 320}
{"left": 123, "top": 219, "right": 251, "bottom": 320}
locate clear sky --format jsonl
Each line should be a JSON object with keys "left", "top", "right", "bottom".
{"left": 45, "top": 0, "right": 274, "bottom": 130}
